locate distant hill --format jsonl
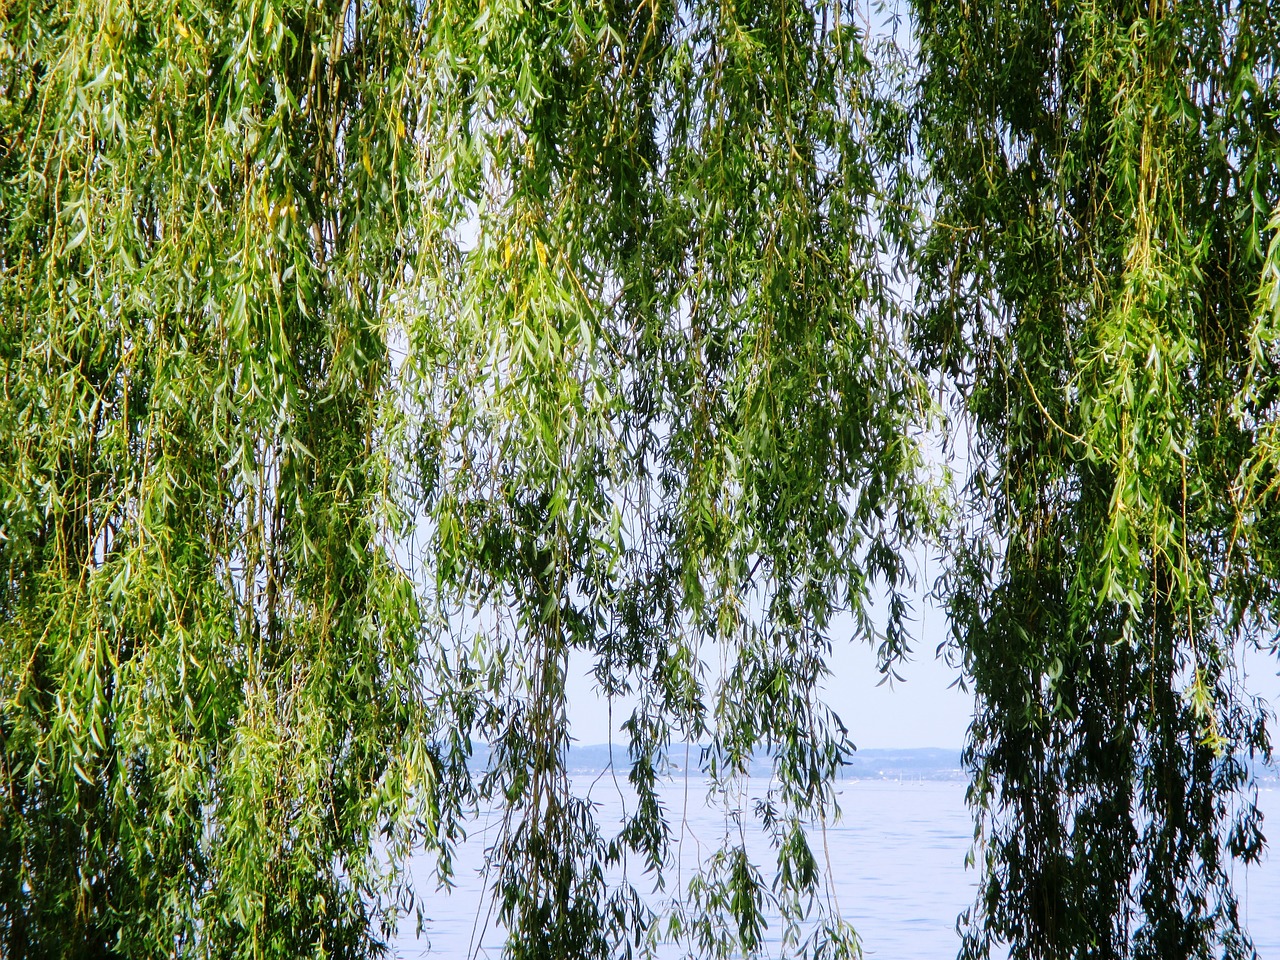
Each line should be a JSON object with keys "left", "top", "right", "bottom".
{"left": 465, "top": 743, "right": 967, "bottom": 781}
{"left": 563, "top": 744, "right": 969, "bottom": 779}
{"left": 463, "top": 743, "right": 1277, "bottom": 783}
{"left": 838, "top": 748, "right": 966, "bottom": 781}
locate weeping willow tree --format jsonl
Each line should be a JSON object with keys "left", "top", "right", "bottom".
{"left": 8, "top": 0, "right": 1280, "bottom": 957}
{"left": 406, "top": 2, "right": 935, "bottom": 957}
{"left": 0, "top": 2, "right": 434, "bottom": 957}
{"left": 911, "top": 1, "right": 1280, "bottom": 957}
{"left": 2, "top": 0, "right": 936, "bottom": 957}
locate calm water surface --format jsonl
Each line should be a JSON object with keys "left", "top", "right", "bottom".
{"left": 397, "top": 779, "right": 1280, "bottom": 958}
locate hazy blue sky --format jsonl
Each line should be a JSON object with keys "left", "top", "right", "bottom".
{"left": 563, "top": 598, "right": 1280, "bottom": 752}
{"left": 559, "top": 583, "right": 968, "bottom": 751}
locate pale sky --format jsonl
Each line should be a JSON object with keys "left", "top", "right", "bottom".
{"left": 561, "top": 583, "right": 973, "bottom": 752}
{"left": 564, "top": 598, "right": 1280, "bottom": 752}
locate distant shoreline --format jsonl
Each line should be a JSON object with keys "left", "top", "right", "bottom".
{"left": 460, "top": 744, "right": 1280, "bottom": 783}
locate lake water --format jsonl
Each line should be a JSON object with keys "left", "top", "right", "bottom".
{"left": 396, "top": 778, "right": 1280, "bottom": 959}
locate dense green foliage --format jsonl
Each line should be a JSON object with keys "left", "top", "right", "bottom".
{"left": 2, "top": 1, "right": 934, "bottom": 957}
{"left": 407, "top": 2, "right": 934, "bottom": 957}
{"left": 912, "top": 1, "right": 1280, "bottom": 956}
{"left": 3, "top": 0, "right": 1280, "bottom": 958}
{"left": 0, "top": 2, "right": 433, "bottom": 956}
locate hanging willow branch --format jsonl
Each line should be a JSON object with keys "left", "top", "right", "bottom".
{"left": 912, "top": 1, "right": 1280, "bottom": 957}
{"left": 404, "top": 1, "right": 936, "bottom": 958}
{"left": 3, "top": 1, "right": 938, "bottom": 957}
{"left": 1, "top": 2, "right": 433, "bottom": 957}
